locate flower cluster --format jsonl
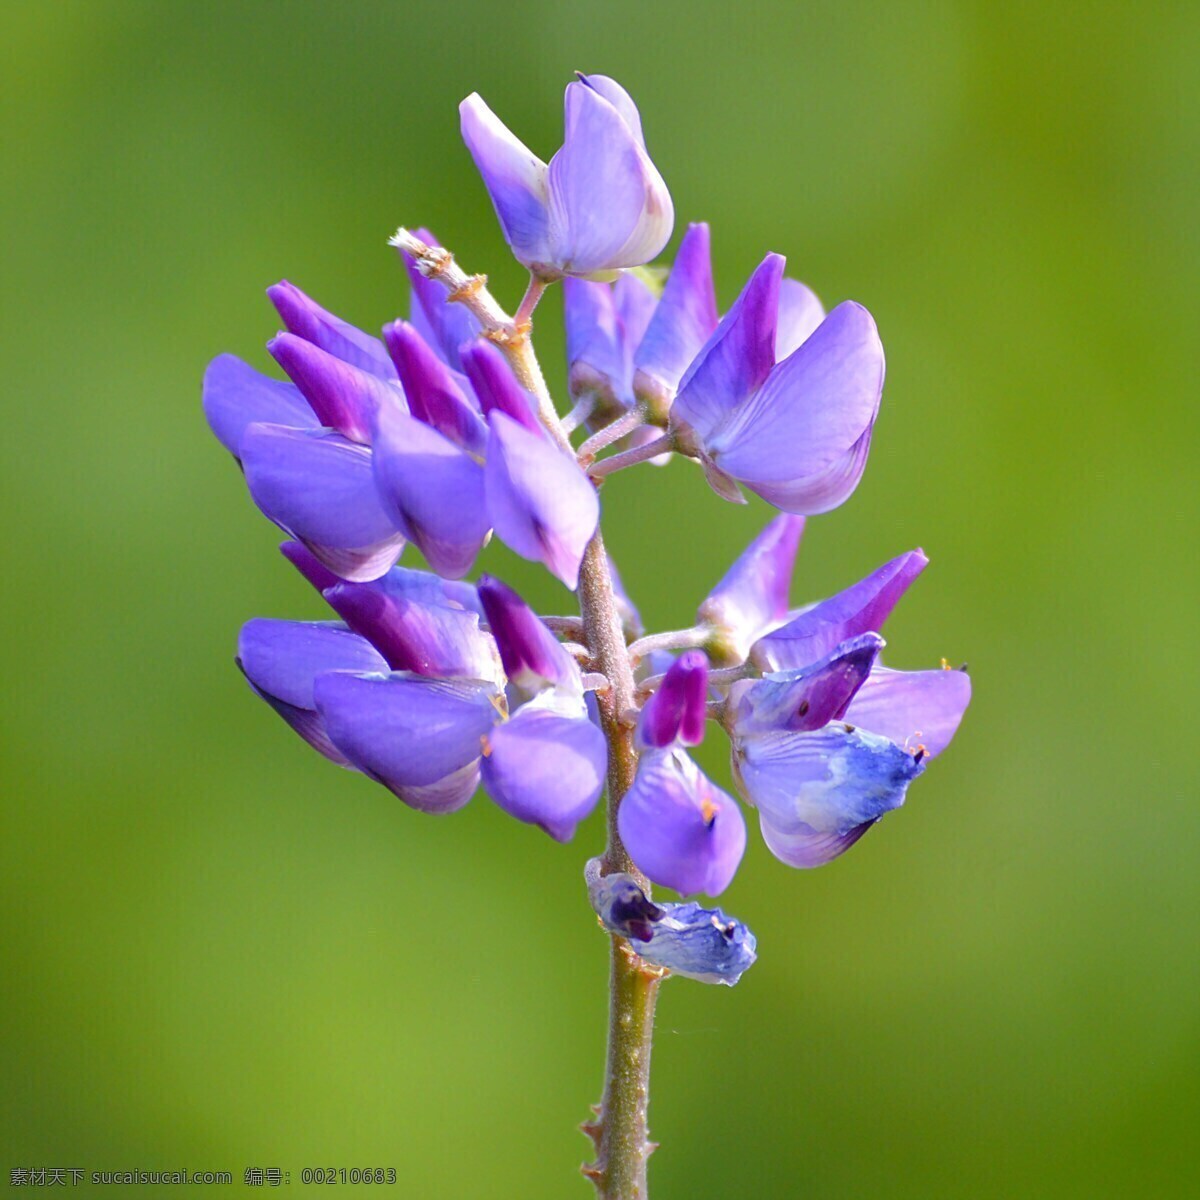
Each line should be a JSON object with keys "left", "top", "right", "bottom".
{"left": 205, "top": 74, "right": 969, "bottom": 984}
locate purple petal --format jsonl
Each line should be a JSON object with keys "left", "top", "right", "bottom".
{"left": 323, "top": 580, "right": 500, "bottom": 682}
{"left": 634, "top": 222, "right": 719, "bottom": 409}
{"left": 240, "top": 423, "right": 405, "bottom": 582}
{"left": 480, "top": 705, "right": 606, "bottom": 840}
{"left": 843, "top": 665, "right": 971, "bottom": 758}
{"left": 743, "top": 423, "right": 873, "bottom": 515}
{"left": 574, "top": 73, "right": 645, "bottom": 146}
{"left": 280, "top": 540, "right": 342, "bottom": 593}
{"left": 706, "top": 301, "right": 883, "bottom": 485}
{"left": 618, "top": 749, "right": 746, "bottom": 896}
{"left": 565, "top": 279, "right": 628, "bottom": 410}
{"left": 267, "top": 281, "right": 395, "bottom": 379}
{"left": 459, "top": 93, "right": 552, "bottom": 270}
{"left": 775, "top": 278, "right": 826, "bottom": 361}
{"left": 370, "top": 407, "right": 489, "bottom": 580}
{"left": 608, "top": 552, "right": 644, "bottom": 638}
{"left": 640, "top": 651, "right": 709, "bottom": 748}
{"left": 202, "top": 354, "right": 318, "bottom": 458}
{"left": 547, "top": 80, "right": 673, "bottom": 275}
{"left": 460, "top": 341, "right": 541, "bottom": 433}
{"left": 382, "top": 321, "right": 487, "bottom": 455}
{"left": 236, "top": 619, "right": 387, "bottom": 765}
{"left": 733, "top": 724, "right": 924, "bottom": 868}
{"left": 268, "top": 333, "right": 404, "bottom": 445}
{"left": 751, "top": 549, "right": 929, "bottom": 671}
{"left": 729, "top": 633, "right": 884, "bottom": 736}
{"left": 476, "top": 575, "right": 573, "bottom": 691}
{"left": 314, "top": 672, "right": 498, "bottom": 807}
{"left": 402, "top": 227, "right": 482, "bottom": 370}
{"left": 670, "top": 254, "right": 783, "bottom": 445}
{"left": 697, "top": 514, "right": 805, "bottom": 661}
{"left": 484, "top": 412, "right": 599, "bottom": 588}
{"left": 614, "top": 271, "right": 658, "bottom": 353}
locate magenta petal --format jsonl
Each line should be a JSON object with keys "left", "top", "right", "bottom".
{"left": 371, "top": 406, "right": 489, "bottom": 580}
{"left": 708, "top": 301, "right": 883, "bottom": 485}
{"left": 843, "top": 665, "right": 971, "bottom": 758}
{"left": 237, "top": 619, "right": 387, "bottom": 765}
{"left": 476, "top": 575, "right": 573, "bottom": 691}
{"left": 698, "top": 514, "right": 805, "bottom": 660}
{"left": 640, "top": 651, "right": 709, "bottom": 748}
{"left": 618, "top": 749, "right": 746, "bottom": 896}
{"left": 774, "top": 278, "right": 826, "bottom": 361}
{"left": 459, "top": 94, "right": 552, "bottom": 270}
{"left": 460, "top": 341, "right": 541, "bottom": 433}
{"left": 671, "top": 254, "right": 783, "bottom": 443}
{"left": 314, "top": 672, "right": 497, "bottom": 807}
{"left": 548, "top": 80, "right": 673, "bottom": 275}
{"left": 268, "top": 332, "right": 404, "bottom": 445}
{"left": 479, "top": 706, "right": 606, "bottom": 841}
{"left": 240, "top": 423, "right": 405, "bottom": 582}
{"left": 484, "top": 412, "right": 599, "bottom": 589}
{"left": 267, "top": 281, "right": 394, "bottom": 379}
{"left": 752, "top": 549, "right": 929, "bottom": 671}
{"left": 202, "top": 354, "right": 318, "bottom": 458}
{"left": 634, "top": 222, "right": 719, "bottom": 406}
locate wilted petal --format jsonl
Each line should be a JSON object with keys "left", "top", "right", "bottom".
{"left": 697, "top": 514, "right": 805, "bottom": 662}
{"left": 707, "top": 302, "right": 883, "bottom": 485}
{"left": 634, "top": 222, "right": 719, "bottom": 410}
{"left": 729, "top": 633, "right": 884, "bottom": 735}
{"left": 371, "top": 406, "right": 490, "bottom": 580}
{"left": 843, "top": 665, "right": 971, "bottom": 758}
{"left": 402, "top": 227, "right": 482, "bottom": 370}
{"left": 267, "top": 281, "right": 394, "bottom": 379}
{"left": 774, "top": 278, "right": 826, "bottom": 360}
{"left": 618, "top": 749, "right": 746, "bottom": 896}
{"left": 587, "top": 869, "right": 665, "bottom": 942}
{"left": 671, "top": 254, "right": 783, "bottom": 445}
{"left": 548, "top": 79, "right": 673, "bottom": 275}
{"left": 236, "top": 618, "right": 387, "bottom": 765}
{"left": 744, "top": 423, "right": 873, "bottom": 515}
{"left": 640, "top": 651, "right": 709, "bottom": 748}
{"left": 240, "top": 423, "right": 405, "bottom": 581}
{"left": 480, "top": 704, "right": 606, "bottom": 840}
{"left": 383, "top": 321, "right": 487, "bottom": 456}
{"left": 314, "top": 672, "right": 499, "bottom": 807}
{"left": 476, "top": 575, "right": 574, "bottom": 691}
{"left": 734, "top": 724, "right": 924, "bottom": 868}
{"left": 637, "top": 899, "right": 757, "bottom": 985}
{"left": 268, "top": 332, "right": 403, "bottom": 444}
{"left": 202, "top": 354, "right": 318, "bottom": 458}
{"left": 460, "top": 341, "right": 541, "bottom": 433}
{"left": 752, "top": 549, "right": 929, "bottom": 671}
{"left": 459, "top": 93, "right": 552, "bottom": 270}
{"left": 484, "top": 412, "right": 599, "bottom": 588}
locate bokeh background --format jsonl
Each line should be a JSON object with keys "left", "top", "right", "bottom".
{"left": 3, "top": 1, "right": 1197, "bottom": 1195}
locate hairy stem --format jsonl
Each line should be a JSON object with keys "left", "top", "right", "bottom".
{"left": 398, "top": 229, "right": 660, "bottom": 1196}
{"left": 626, "top": 625, "right": 710, "bottom": 662}
{"left": 577, "top": 407, "right": 647, "bottom": 463}
{"left": 589, "top": 432, "right": 674, "bottom": 479}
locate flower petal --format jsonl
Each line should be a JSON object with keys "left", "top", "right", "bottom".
{"left": 774, "top": 277, "right": 826, "bottom": 361}
{"left": 574, "top": 73, "right": 645, "bottom": 146}
{"left": 268, "top": 332, "right": 404, "bottom": 445}
{"left": 634, "top": 222, "right": 719, "bottom": 410}
{"left": 314, "top": 672, "right": 498, "bottom": 799}
{"left": 402, "top": 227, "right": 482, "bottom": 371}
{"left": 637, "top": 899, "right": 757, "bottom": 985}
{"left": 480, "top": 706, "right": 606, "bottom": 840}
{"left": 639, "top": 650, "right": 709, "bottom": 748}
{"left": 459, "top": 93, "right": 552, "bottom": 270}
{"left": 707, "top": 301, "right": 883, "bottom": 484}
{"left": 547, "top": 79, "right": 673, "bottom": 275}
{"left": 742, "top": 424, "right": 873, "bottom": 515}
{"left": 670, "top": 254, "right": 783, "bottom": 445}
{"left": 476, "top": 575, "right": 574, "bottom": 691}
{"left": 617, "top": 749, "right": 746, "bottom": 896}
{"left": 460, "top": 341, "right": 541, "bottom": 433}
{"left": 240, "top": 423, "right": 405, "bottom": 581}
{"left": 697, "top": 513, "right": 805, "bottom": 662}
{"left": 236, "top": 619, "right": 387, "bottom": 765}
{"left": 484, "top": 411, "right": 599, "bottom": 588}
{"left": 734, "top": 724, "right": 924, "bottom": 868}
{"left": 371, "top": 406, "right": 490, "bottom": 580}
{"left": 267, "top": 281, "right": 394, "bottom": 379}
{"left": 751, "top": 549, "right": 928, "bottom": 671}
{"left": 843, "top": 665, "right": 971, "bottom": 758}
{"left": 280, "top": 539, "right": 342, "bottom": 593}
{"left": 202, "top": 354, "right": 318, "bottom": 458}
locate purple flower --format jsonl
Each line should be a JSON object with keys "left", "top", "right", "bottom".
{"left": 670, "top": 253, "right": 883, "bottom": 513}
{"left": 460, "top": 74, "right": 673, "bottom": 279}
{"left": 638, "top": 650, "right": 709, "bottom": 749}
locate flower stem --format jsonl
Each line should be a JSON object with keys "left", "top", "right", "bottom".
{"left": 626, "top": 625, "right": 710, "bottom": 662}
{"left": 589, "top": 433, "right": 675, "bottom": 479}
{"left": 397, "top": 228, "right": 661, "bottom": 1196}
{"left": 577, "top": 407, "right": 647, "bottom": 463}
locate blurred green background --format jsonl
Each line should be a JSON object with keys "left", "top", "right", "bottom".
{"left": 3, "top": 1, "right": 1197, "bottom": 1195}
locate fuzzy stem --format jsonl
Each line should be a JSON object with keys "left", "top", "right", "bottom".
{"left": 561, "top": 395, "right": 597, "bottom": 436}
{"left": 397, "top": 228, "right": 659, "bottom": 1196}
{"left": 589, "top": 433, "right": 674, "bottom": 479}
{"left": 626, "top": 625, "right": 710, "bottom": 663}
{"left": 577, "top": 407, "right": 647, "bottom": 463}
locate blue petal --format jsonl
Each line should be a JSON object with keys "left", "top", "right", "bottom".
{"left": 202, "top": 354, "right": 318, "bottom": 458}
{"left": 267, "top": 281, "right": 395, "bottom": 379}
